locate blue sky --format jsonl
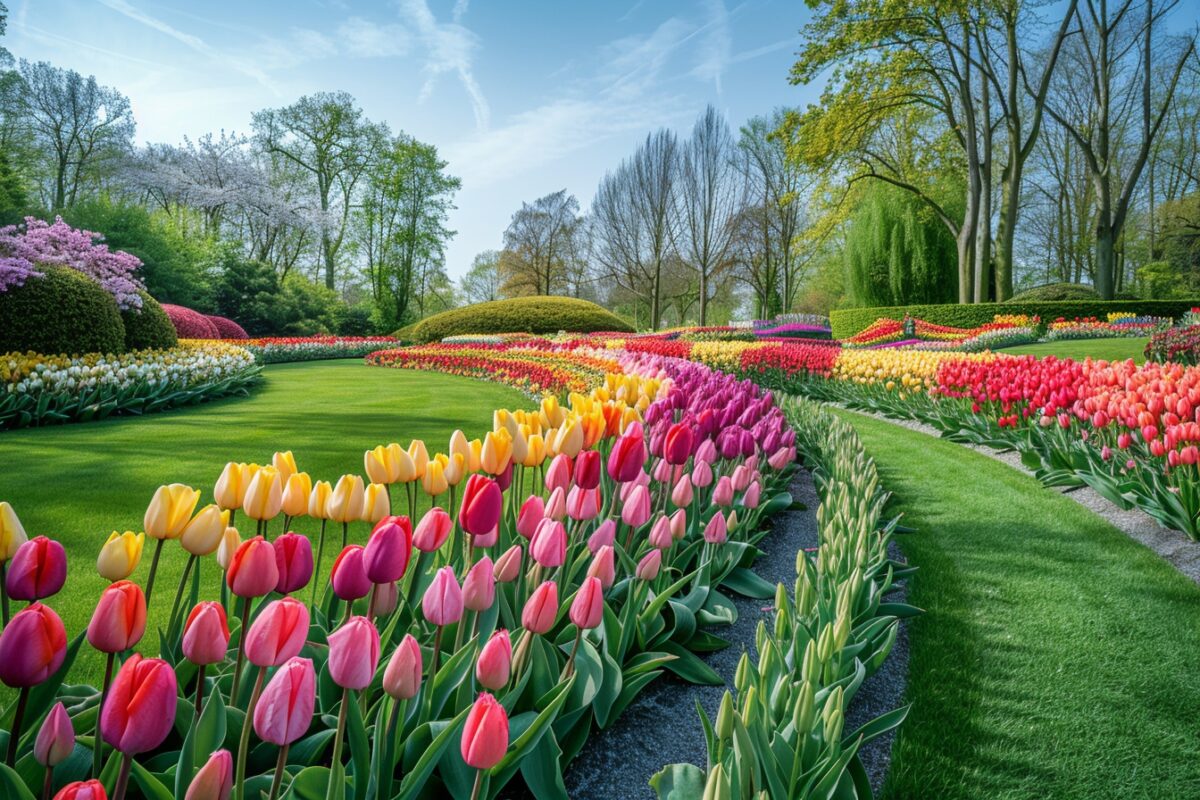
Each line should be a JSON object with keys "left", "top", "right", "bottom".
{"left": 7, "top": 0, "right": 817, "bottom": 279}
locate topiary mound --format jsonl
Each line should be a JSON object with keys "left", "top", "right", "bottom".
{"left": 207, "top": 315, "right": 249, "bottom": 339}
{"left": 122, "top": 291, "right": 178, "bottom": 351}
{"left": 163, "top": 303, "right": 220, "bottom": 339}
{"left": 404, "top": 296, "right": 634, "bottom": 343}
{"left": 0, "top": 266, "right": 126, "bottom": 355}
{"left": 1010, "top": 283, "right": 1098, "bottom": 302}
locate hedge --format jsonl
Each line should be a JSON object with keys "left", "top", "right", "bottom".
{"left": 403, "top": 296, "right": 635, "bottom": 343}
{"left": 121, "top": 291, "right": 178, "bottom": 351}
{"left": 162, "top": 303, "right": 220, "bottom": 339}
{"left": 829, "top": 299, "right": 1200, "bottom": 338}
{"left": 0, "top": 266, "right": 126, "bottom": 355}
{"left": 207, "top": 314, "right": 249, "bottom": 339}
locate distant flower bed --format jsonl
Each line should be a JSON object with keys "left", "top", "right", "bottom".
{"left": 1044, "top": 316, "right": 1171, "bottom": 340}
{"left": 366, "top": 343, "right": 620, "bottom": 395}
{"left": 238, "top": 336, "right": 400, "bottom": 363}
{"left": 440, "top": 333, "right": 539, "bottom": 345}
{"left": 1, "top": 341, "right": 260, "bottom": 429}
{"left": 1146, "top": 323, "right": 1200, "bottom": 365}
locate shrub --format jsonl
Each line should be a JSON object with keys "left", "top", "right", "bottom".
{"left": 0, "top": 266, "right": 126, "bottom": 355}
{"left": 121, "top": 292, "right": 178, "bottom": 350}
{"left": 829, "top": 299, "right": 1200, "bottom": 338}
{"left": 405, "top": 296, "right": 634, "bottom": 343}
{"left": 207, "top": 315, "right": 249, "bottom": 339}
{"left": 163, "top": 303, "right": 220, "bottom": 338}
{"left": 1010, "top": 283, "right": 1099, "bottom": 301}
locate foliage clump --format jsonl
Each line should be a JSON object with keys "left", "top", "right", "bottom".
{"left": 0, "top": 266, "right": 127, "bottom": 354}
{"left": 404, "top": 296, "right": 634, "bottom": 343}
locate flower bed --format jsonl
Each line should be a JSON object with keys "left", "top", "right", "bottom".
{"left": 1146, "top": 323, "right": 1200, "bottom": 365}
{"left": 241, "top": 336, "right": 400, "bottom": 363}
{"left": 1044, "top": 316, "right": 1170, "bottom": 340}
{"left": 0, "top": 342, "right": 261, "bottom": 429}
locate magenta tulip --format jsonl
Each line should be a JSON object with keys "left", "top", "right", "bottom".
{"left": 607, "top": 433, "right": 645, "bottom": 483}
{"left": 459, "top": 475, "right": 502, "bottom": 537}
{"left": 331, "top": 545, "right": 371, "bottom": 601}
{"left": 226, "top": 536, "right": 279, "bottom": 598}
{"left": 364, "top": 515, "right": 413, "bottom": 583}
{"left": 273, "top": 532, "right": 313, "bottom": 594}
{"left": 0, "top": 603, "right": 67, "bottom": 687}
{"left": 34, "top": 702, "right": 74, "bottom": 766}
{"left": 6, "top": 536, "right": 67, "bottom": 601}
{"left": 663, "top": 423, "right": 694, "bottom": 465}
{"left": 574, "top": 449, "right": 601, "bottom": 490}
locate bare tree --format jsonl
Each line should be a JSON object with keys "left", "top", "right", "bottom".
{"left": 499, "top": 189, "right": 581, "bottom": 295}
{"left": 460, "top": 249, "right": 502, "bottom": 304}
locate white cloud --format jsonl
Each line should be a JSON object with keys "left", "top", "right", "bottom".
{"left": 397, "top": 0, "right": 490, "bottom": 131}
{"left": 336, "top": 17, "right": 412, "bottom": 58}
{"left": 692, "top": 0, "right": 732, "bottom": 94}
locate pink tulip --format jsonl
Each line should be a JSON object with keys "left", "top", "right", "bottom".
{"left": 703, "top": 512, "right": 728, "bottom": 544}
{"left": 475, "top": 629, "right": 512, "bottom": 690}
{"left": 648, "top": 516, "right": 673, "bottom": 549}
{"left": 695, "top": 439, "right": 717, "bottom": 464}
{"left": 373, "top": 580, "right": 399, "bottom": 616}
{"left": 574, "top": 449, "right": 601, "bottom": 490}
{"left": 422, "top": 566, "right": 463, "bottom": 626}
{"left": 691, "top": 459, "right": 714, "bottom": 488}
{"left": 636, "top": 549, "right": 662, "bottom": 581}
{"left": 5, "top": 536, "right": 67, "bottom": 601}
{"left": 767, "top": 447, "right": 791, "bottom": 470}
{"left": 587, "top": 519, "right": 616, "bottom": 554}
{"left": 245, "top": 597, "right": 309, "bottom": 668}
{"left": 493, "top": 545, "right": 522, "bottom": 582}
{"left": 652, "top": 457, "right": 672, "bottom": 484}
{"left": 461, "top": 692, "right": 509, "bottom": 770}
{"left": 53, "top": 781, "right": 107, "bottom": 800}
{"left": 530, "top": 518, "right": 566, "bottom": 568}
{"left": 569, "top": 576, "right": 604, "bottom": 630}
{"left": 670, "top": 509, "right": 687, "bottom": 541}
{"left": 328, "top": 616, "right": 380, "bottom": 690}
{"left": 663, "top": 423, "right": 694, "bottom": 465}
{"left": 472, "top": 525, "right": 499, "bottom": 549}
{"left": 182, "top": 602, "right": 230, "bottom": 666}
{"left": 184, "top": 749, "right": 232, "bottom": 800}
{"left": 459, "top": 475, "right": 503, "bottom": 538}
{"left": 566, "top": 486, "right": 601, "bottom": 521}
{"left": 607, "top": 433, "right": 645, "bottom": 483}
{"left": 521, "top": 581, "right": 558, "bottom": 634}
{"left": 587, "top": 546, "right": 615, "bottom": 590}
{"left": 671, "top": 475, "right": 693, "bottom": 507}
{"left": 622, "top": 484, "right": 651, "bottom": 528}
{"left": 463, "top": 556, "right": 496, "bottom": 612}
{"left": 86, "top": 580, "right": 146, "bottom": 654}
{"left": 544, "top": 454, "right": 573, "bottom": 494}
{"left": 253, "top": 657, "right": 316, "bottom": 746}
{"left": 100, "top": 654, "right": 176, "bottom": 754}
{"left": 516, "top": 496, "right": 544, "bottom": 539}
{"left": 383, "top": 634, "right": 422, "bottom": 700}
{"left": 273, "top": 532, "right": 313, "bottom": 594}
{"left": 544, "top": 487, "right": 566, "bottom": 521}
{"left": 0, "top": 603, "right": 67, "bottom": 687}
{"left": 226, "top": 536, "right": 279, "bottom": 598}
{"left": 364, "top": 515, "right": 413, "bottom": 583}
{"left": 711, "top": 476, "right": 734, "bottom": 507}
{"left": 331, "top": 545, "right": 371, "bottom": 601}
{"left": 731, "top": 464, "right": 751, "bottom": 492}
{"left": 742, "top": 481, "right": 761, "bottom": 508}
{"left": 34, "top": 702, "right": 74, "bottom": 766}
{"left": 412, "top": 507, "right": 452, "bottom": 552}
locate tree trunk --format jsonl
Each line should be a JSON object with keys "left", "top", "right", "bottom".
{"left": 699, "top": 270, "right": 708, "bottom": 325}
{"left": 995, "top": 167, "right": 1018, "bottom": 300}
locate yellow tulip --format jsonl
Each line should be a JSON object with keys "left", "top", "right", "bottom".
{"left": 0, "top": 501, "right": 28, "bottom": 561}
{"left": 97, "top": 530, "right": 144, "bottom": 581}
{"left": 272, "top": 450, "right": 298, "bottom": 481}
{"left": 180, "top": 504, "right": 227, "bottom": 556}
{"left": 523, "top": 434, "right": 546, "bottom": 468}
{"left": 242, "top": 466, "right": 283, "bottom": 521}
{"left": 213, "top": 461, "right": 245, "bottom": 510}
{"left": 468, "top": 439, "right": 482, "bottom": 473}
{"left": 308, "top": 480, "right": 333, "bottom": 520}
{"left": 555, "top": 417, "right": 585, "bottom": 458}
{"left": 327, "top": 474, "right": 366, "bottom": 523}
{"left": 494, "top": 409, "right": 519, "bottom": 439}
{"left": 392, "top": 444, "right": 417, "bottom": 483}
{"left": 144, "top": 484, "right": 201, "bottom": 540}
{"left": 422, "top": 457, "right": 448, "bottom": 497}
{"left": 408, "top": 440, "right": 429, "bottom": 479}
{"left": 362, "top": 483, "right": 391, "bottom": 523}
{"left": 216, "top": 526, "right": 241, "bottom": 571}
{"left": 365, "top": 445, "right": 396, "bottom": 484}
{"left": 481, "top": 429, "right": 513, "bottom": 475}
{"left": 449, "top": 430, "right": 472, "bottom": 468}
{"left": 541, "top": 395, "right": 564, "bottom": 428}
{"left": 444, "top": 452, "right": 467, "bottom": 487}
{"left": 281, "top": 472, "right": 313, "bottom": 518}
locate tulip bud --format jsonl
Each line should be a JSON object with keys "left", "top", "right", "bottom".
{"left": 273, "top": 532, "right": 314, "bottom": 594}
{"left": 622, "top": 484, "right": 651, "bottom": 528}
{"left": 87, "top": 580, "right": 146, "bottom": 654}
{"left": 544, "top": 486, "right": 566, "bottom": 521}
{"left": 670, "top": 509, "right": 687, "bottom": 541}
{"left": 253, "top": 657, "right": 316, "bottom": 746}
{"left": 476, "top": 630, "right": 513, "bottom": 693}
{"left": 691, "top": 459, "right": 713, "bottom": 488}
{"left": 182, "top": 602, "right": 230, "bottom": 666}
{"left": 607, "top": 433, "right": 645, "bottom": 483}
{"left": 742, "top": 481, "right": 761, "bottom": 509}
{"left": 574, "top": 449, "right": 601, "bottom": 490}
{"left": 671, "top": 475, "right": 693, "bottom": 507}
{"left": 648, "top": 516, "right": 672, "bottom": 549}
{"left": 587, "top": 519, "right": 616, "bottom": 554}
{"left": 0, "top": 501, "right": 28, "bottom": 561}
{"left": 516, "top": 496, "right": 544, "bottom": 539}
{"left": 421, "top": 457, "right": 449, "bottom": 497}
{"left": 702, "top": 764, "right": 731, "bottom": 800}
{"left": 703, "top": 512, "right": 727, "bottom": 544}
{"left": 463, "top": 556, "right": 496, "bottom": 612}
{"left": 364, "top": 515, "right": 413, "bottom": 584}
{"left": 461, "top": 692, "right": 509, "bottom": 770}
{"left": 0, "top": 603, "right": 67, "bottom": 687}
{"left": 460, "top": 474, "right": 503, "bottom": 537}
{"left": 422, "top": 566, "right": 463, "bottom": 626}
{"left": 569, "top": 576, "right": 604, "bottom": 630}
{"left": 530, "top": 518, "right": 566, "bottom": 568}
{"left": 383, "top": 634, "right": 422, "bottom": 700}
{"left": 413, "top": 507, "right": 452, "bottom": 552}
{"left": 715, "top": 691, "right": 735, "bottom": 741}
{"left": 144, "top": 484, "right": 201, "bottom": 540}
{"left": 586, "top": 546, "right": 615, "bottom": 590}
{"left": 494, "top": 545, "right": 522, "bottom": 583}
{"left": 331, "top": 545, "right": 371, "bottom": 601}
{"left": 635, "top": 549, "right": 662, "bottom": 581}
{"left": 101, "top": 654, "right": 177, "bottom": 754}
{"left": 372, "top": 580, "right": 399, "bottom": 616}
{"left": 328, "top": 616, "right": 380, "bottom": 690}
{"left": 52, "top": 781, "right": 107, "bottom": 800}
{"left": 6, "top": 536, "right": 67, "bottom": 601}
{"left": 242, "top": 466, "right": 283, "bottom": 522}
{"left": 521, "top": 581, "right": 558, "bottom": 635}
{"left": 711, "top": 476, "right": 734, "bottom": 507}
{"left": 364, "top": 445, "right": 397, "bottom": 485}
{"left": 328, "top": 474, "right": 366, "bottom": 523}
{"left": 215, "top": 527, "right": 240, "bottom": 571}
{"left": 281, "top": 472, "right": 313, "bottom": 519}
{"left": 362, "top": 483, "right": 391, "bottom": 524}
{"left": 184, "top": 748, "right": 232, "bottom": 800}
{"left": 213, "top": 462, "right": 246, "bottom": 511}
{"left": 226, "top": 536, "right": 278, "bottom": 598}
{"left": 481, "top": 430, "right": 513, "bottom": 475}
{"left": 308, "top": 480, "right": 333, "bottom": 520}
{"left": 180, "top": 505, "right": 227, "bottom": 557}
{"left": 245, "top": 597, "right": 309, "bottom": 668}
{"left": 34, "top": 702, "right": 74, "bottom": 767}
{"left": 663, "top": 423, "right": 694, "bottom": 466}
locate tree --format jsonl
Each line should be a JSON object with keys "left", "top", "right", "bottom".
{"left": 677, "top": 106, "right": 741, "bottom": 323}
{"left": 499, "top": 189, "right": 581, "bottom": 296}
{"left": 253, "top": 92, "right": 386, "bottom": 289}
{"left": 12, "top": 60, "right": 135, "bottom": 211}
{"left": 460, "top": 250, "right": 502, "bottom": 304}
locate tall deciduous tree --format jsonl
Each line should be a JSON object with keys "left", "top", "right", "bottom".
{"left": 499, "top": 189, "right": 581, "bottom": 296}
{"left": 460, "top": 249, "right": 502, "bottom": 304}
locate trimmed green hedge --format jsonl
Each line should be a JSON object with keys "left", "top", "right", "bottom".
{"left": 121, "top": 291, "right": 178, "bottom": 351}
{"left": 403, "top": 296, "right": 634, "bottom": 343}
{"left": 0, "top": 266, "right": 127, "bottom": 355}
{"left": 1010, "top": 283, "right": 1098, "bottom": 301}
{"left": 830, "top": 299, "right": 1200, "bottom": 338}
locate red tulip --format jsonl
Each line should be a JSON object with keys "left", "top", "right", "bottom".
{"left": 253, "top": 657, "right": 316, "bottom": 746}
{"left": 100, "top": 654, "right": 177, "bottom": 754}
{"left": 34, "top": 701, "right": 74, "bottom": 767}
{"left": 574, "top": 449, "right": 601, "bottom": 490}
{"left": 412, "top": 507, "right": 452, "bottom": 552}
{"left": 53, "top": 781, "right": 107, "bottom": 800}
{"left": 86, "top": 580, "right": 146, "bottom": 654}
{"left": 382, "top": 634, "right": 422, "bottom": 700}
{"left": 663, "top": 423, "right": 694, "bottom": 465}
{"left": 530, "top": 518, "right": 566, "bottom": 568}
{"left": 459, "top": 474, "right": 503, "bottom": 537}
{"left": 327, "top": 616, "right": 380, "bottom": 690}
{"left": 331, "top": 544, "right": 371, "bottom": 601}
{"left": 273, "top": 532, "right": 313, "bottom": 594}
{"left": 6, "top": 536, "right": 67, "bottom": 601}
{"left": 422, "top": 566, "right": 463, "bottom": 626}
{"left": 245, "top": 597, "right": 309, "bottom": 668}
{"left": 475, "top": 629, "right": 512, "bottom": 690}
{"left": 515, "top": 496, "right": 544, "bottom": 539}
{"left": 462, "top": 556, "right": 495, "bottom": 612}
{"left": 364, "top": 515, "right": 413, "bottom": 583}
{"left": 569, "top": 576, "right": 604, "bottom": 630}
{"left": 521, "top": 581, "right": 558, "bottom": 635}
{"left": 226, "top": 536, "right": 279, "bottom": 598}
{"left": 184, "top": 749, "right": 232, "bottom": 800}
{"left": 607, "top": 433, "right": 645, "bottom": 483}
{"left": 0, "top": 603, "right": 67, "bottom": 687}
{"left": 182, "top": 602, "right": 230, "bottom": 666}
{"left": 460, "top": 692, "right": 509, "bottom": 770}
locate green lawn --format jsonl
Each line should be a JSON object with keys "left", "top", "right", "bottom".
{"left": 998, "top": 336, "right": 1149, "bottom": 362}
{"left": 835, "top": 410, "right": 1200, "bottom": 800}
{"left": 0, "top": 361, "right": 527, "bottom": 687}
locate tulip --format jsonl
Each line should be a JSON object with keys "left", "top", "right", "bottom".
{"left": 95, "top": 530, "right": 142, "bottom": 583}
{"left": 695, "top": 439, "right": 717, "bottom": 464}
{"left": 530, "top": 518, "right": 566, "bottom": 568}
{"left": 461, "top": 692, "right": 509, "bottom": 770}
{"left": 328, "top": 616, "right": 380, "bottom": 690}
{"left": 180, "top": 505, "right": 226, "bottom": 557}
{"left": 494, "top": 545, "right": 522, "bottom": 582}
{"left": 421, "top": 457, "right": 448, "bottom": 497}
{"left": 6, "top": 536, "right": 66, "bottom": 601}
{"left": 372, "top": 580, "right": 399, "bottom": 617}
{"left": 242, "top": 467, "right": 283, "bottom": 524}
{"left": 383, "top": 633, "right": 423, "bottom": 701}
{"left": 670, "top": 509, "right": 687, "bottom": 541}
{"left": 636, "top": 549, "right": 662, "bottom": 581}
{"left": 273, "top": 532, "right": 313, "bottom": 594}
{"left": 53, "top": 781, "right": 106, "bottom": 800}
{"left": 545, "top": 486, "right": 567, "bottom": 520}
{"left": 101, "top": 654, "right": 177, "bottom": 755}
{"left": 422, "top": 566, "right": 463, "bottom": 627}
{"left": 214, "top": 462, "right": 247, "bottom": 512}
{"left": 703, "top": 511, "right": 728, "bottom": 544}
{"left": 272, "top": 451, "right": 297, "bottom": 481}
{"left": 413, "top": 506, "right": 453, "bottom": 552}
{"left": 280, "top": 472, "right": 312, "bottom": 521}
{"left": 587, "top": 519, "right": 617, "bottom": 554}
{"left": 245, "top": 597, "right": 309, "bottom": 668}
{"left": 87, "top": 580, "right": 146, "bottom": 654}
{"left": 0, "top": 603, "right": 67, "bottom": 687}
{"left": 308, "top": 481, "right": 332, "bottom": 519}
{"left": 622, "top": 484, "right": 651, "bottom": 528}
{"left": 331, "top": 544, "right": 371, "bottom": 602}
{"left": 475, "top": 629, "right": 512, "bottom": 690}
{"left": 574, "top": 449, "right": 601, "bottom": 490}
{"left": 663, "top": 423, "right": 694, "bottom": 465}
{"left": 586, "top": 546, "right": 615, "bottom": 590}
{"left": 364, "top": 445, "right": 398, "bottom": 485}
{"left": 459, "top": 474, "right": 502, "bottom": 537}
{"left": 362, "top": 483, "right": 391, "bottom": 524}
{"left": 215, "top": 527, "right": 241, "bottom": 571}
{"left": 144, "top": 484, "right": 201, "bottom": 540}
{"left": 462, "top": 556, "right": 495, "bottom": 612}
{"left": 742, "top": 481, "right": 761, "bottom": 508}
{"left": 252, "top": 658, "right": 316, "bottom": 800}
{"left": 480, "top": 430, "right": 513, "bottom": 475}
{"left": 1, "top": 501, "right": 28, "bottom": 569}
{"left": 566, "top": 485, "right": 601, "bottom": 521}
{"left": 226, "top": 536, "right": 278, "bottom": 598}
{"left": 182, "top": 602, "right": 230, "bottom": 666}
{"left": 608, "top": 433, "right": 645, "bottom": 483}
{"left": 35, "top": 702, "right": 74, "bottom": 767}
{"left": 711, "top": 476, "right": 734, "bottom": 507}
{"left": 327, "top": 474, "right": 366, "bottom": 525}
{"left": 364, "top": 515, "right": 413, "bottom": 584}
{"left": 408, "top": 440, "right": 430, "bottom": 478}
{"left": 691, "top": 459, "right": 714, "bottom": 488}
{"left": 521, "top": 581, "right": 558, "bottom": 635}
{"left": 652, "top": 457, "right": 672, "bottom": 484}
{"left": 671, "top": 475, "right": 694, "bottom": 507}
{"left": 184, "top": 749, "right": 232, "bottom": 800}
{"left": 649, "top": 516, "right": 673, "bottom": 549}
{"left": 569, "top": 575, "right": 604, "bottom": 630}
{"left": 516, "top": 496, "right": 544, "bottom": 539}
{"left": 544, "top": 454, "right": 573, "bottom": 494}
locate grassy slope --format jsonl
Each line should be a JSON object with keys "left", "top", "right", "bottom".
{"left": 0, "top": 361, "right": 527, "bottom": 685}
{"left": 998, "top": 336, "right": 1149, "bottom": 362}
{"left": 836, "top": 410, "right": 1200, "bottom": 800}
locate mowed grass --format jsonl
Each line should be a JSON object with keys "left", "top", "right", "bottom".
{"left": 998, "top": 336, "right": 1149, "bottom": 362}
{"left": 835, "top": 410, "right": 1200, "bottom": 800}
{"left": 0, "top": 360, "right": 528, "bottom": 688}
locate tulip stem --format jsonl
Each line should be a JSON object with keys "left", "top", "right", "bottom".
{"left": 91, "top": 653, "right": 115, "bottom": 777}
{"left": 340, "top": 522, "right": 348, "bottom": 551}
{"left": 167, "top": 554, "right": 198, "bottom": 641}
{"left": 425, "top": 626, "right": 444, "bottom": 722}
{"left": 560, "top": 629, "right": 583, "bottom": 681}
{"left": 234, "top": 667, "right": 266, "bottom": 800}
{"left": 112, "top": 753, "right": 132, "bottom": 800}
{"left": 385, "top": 696, "right": 407, "bottom": 742}
{"left": 143, "top": 539, "right": 166, "bottom": 609}
{"left": 193, "top": 663, "right": 207, "bottom": 721}
{"left": 0, "top": 563, "right": 9, "bottom": 626}
{"left": 41, "top": 763, "right": 52, "bottom": 800}
{"left": 328, "top": 687, "right": 350, "bottom": 778}
{"left": 469, "top": 769, "right": 485, "bottom": 800}
{"left": 230, "top": 597, "right": 251, "bottom": 705}
{"left": 267, "top": 742, "right": 290, "bottom": 800}
{"left": 6, "top": 686, "right": 28, "bottom": 765}
{"left": 311, "top": 520, "right": 328, "bottom": 610}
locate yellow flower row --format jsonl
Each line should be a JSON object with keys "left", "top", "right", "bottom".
{"left": 831, "top": 349, "right": 998, "bottom": 392}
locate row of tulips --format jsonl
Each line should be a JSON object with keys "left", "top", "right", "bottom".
{"left": 0, "top": 351, "right": 801, "bottom": 799}
{"left": 652, "top": 396, "right": 913, "bottom": 799}
{"left": 196, "top": 337, "right": 400, "bottom": 365}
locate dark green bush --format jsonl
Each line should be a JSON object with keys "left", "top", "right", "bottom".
{"left": 404, "top": 296, "right": 635, "bottom": 343}
{"left": 0, "top": 266, "right": 126, "bottom": 355}
{"left": 829, "top": 299, "right": 1200, "bottom": 338}
{"left": 121, "top": 291, "right": 178, "bottom": 350}
{"left": 1010, "top": 283, "right": 1100, "bottom": 302}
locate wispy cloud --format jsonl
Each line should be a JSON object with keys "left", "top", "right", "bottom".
{"left": 337, "top": 17, "right": 412, "bottom": 58}
{"left": 398, "top": 0, "right": 490, "bottom": 132}
{"left": 692, "top": 0, "right": 732, "bottom": 94}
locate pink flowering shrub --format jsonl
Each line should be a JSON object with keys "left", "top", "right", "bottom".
{"left": 0, "top": 217, "right": 145, "bottom": 310}
{"left": 207, "top": 315, "right": 249, "bottom": 339}
{"left": 163, "top": 303, "right": 220, "bottom": 338}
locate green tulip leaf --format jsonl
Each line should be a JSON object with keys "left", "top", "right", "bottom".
{"left": 649, "top": 762, "right": 706, "bottom": 800}
{"left": 658, "top": 641, "right": 723, "bottom": 686}
{"left": 131, "top": 759, "right": 176, "bottom": 800}
{"left": 518, "top": 730, "right": 570, "bottom": 800}
{"left": 394, "top": 707, "right": 469, "bottom": 800}
{"left": 286, "top": 766, "right": 334, "bottom": 800}
{"left": 492, "top": 674, "right": 573, "bottom": 773}
{"left": 721, "top": 567, "right": 776, "bottom": 599}
{"left": 345, "top": 691, "right": 370, "bottom": 800}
